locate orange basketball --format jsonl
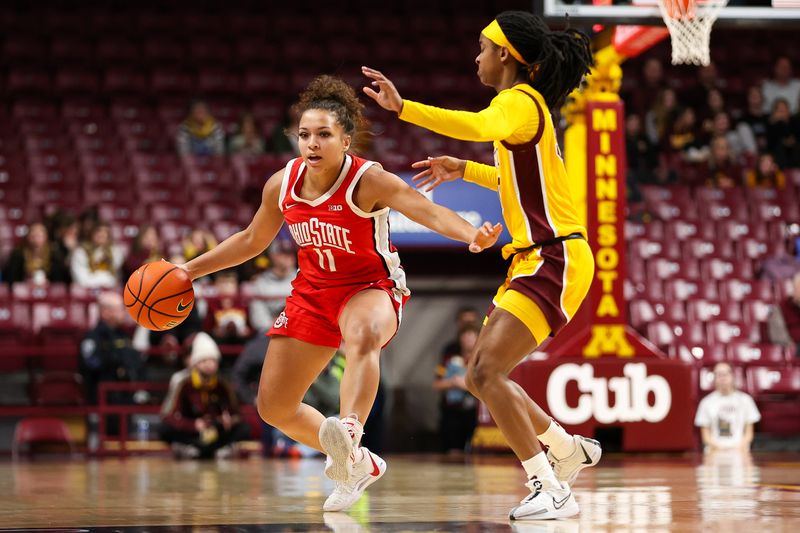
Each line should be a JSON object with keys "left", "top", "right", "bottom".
{"left": 124, "top": 260, "right": 195, "bottom": 331}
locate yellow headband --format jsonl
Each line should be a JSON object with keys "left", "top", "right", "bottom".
{"left": 482, "top": 19, "right": 526, "bottom": 65}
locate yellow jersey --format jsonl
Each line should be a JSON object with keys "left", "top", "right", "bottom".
{"left": 399, "top": 84, "right": 586, "bottom": 258}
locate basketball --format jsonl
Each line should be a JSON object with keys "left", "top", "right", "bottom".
{"left": 124, "top": 260, "right": 195, "bottom": 331}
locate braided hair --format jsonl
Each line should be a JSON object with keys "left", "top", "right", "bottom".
{"left": 496, "top": 11, "right": 593, "bottom": 109}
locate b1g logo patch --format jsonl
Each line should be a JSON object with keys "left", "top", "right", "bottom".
{"left": 273, "top": 311, "right": 288, "bottom": 329}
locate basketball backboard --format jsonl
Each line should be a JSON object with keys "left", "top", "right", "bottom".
{"left": 542, "top": 0, "right": 800, "bottom": 26}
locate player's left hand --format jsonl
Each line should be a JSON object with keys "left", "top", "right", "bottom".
{"left": 361, "top": 66, "right": 403, "bottom": 113}
{"left": 469, "top": 222, "right": 503, "bottom": 253}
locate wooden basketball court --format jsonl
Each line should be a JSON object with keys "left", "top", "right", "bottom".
{"left": 1, "top": 452, "right": 799, "bottom": 531}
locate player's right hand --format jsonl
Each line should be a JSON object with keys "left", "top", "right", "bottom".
{"left": 411, "top": 156, "right": 466, "bottom": 192}
{"left": 469, "top": 222, "right": 503, "bottom": 253}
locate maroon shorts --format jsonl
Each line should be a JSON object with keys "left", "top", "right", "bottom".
{"left": 267, "top": 274, "right": 409, "bottom": 349}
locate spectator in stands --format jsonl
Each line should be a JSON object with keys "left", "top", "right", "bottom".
{"left": 79, "top": 291, "right": 145, "bottom": 405}
{"left": 645, "top": 88, "right": 678, "bottom": 145}
{"left": 767, "top": 271, "right": 800, "bottom": 358}
{"left": 689, "top": 62, "right": 727, "bottom": 107}
{"left": 46, "top": 210, "right": 79, "bottom": 277}
{"left": 248, "top": 240, "right": 297, "bottom": 332}
{"left": 176, "top": 99, "right": 225, "bottom": 156}
{"left": 206, "top": 271, "right": 250, "bottom": 344}
{"left": 441, "top": 306, "right": 481, "bottom": 358}
{"left": 182, "top": 228, "right": 217, "bottom": 264}
{"left": 711, "top": 112, "right": 757, "bottom": 162}
{"left": 667, "top": 107, "right": 705, "bottom": 162}
{"left": 695, "top": 362, "right": 760, "bottom": 452}
{"left": 160, "top": 335, "right": 195, "bottom": 418}
{"left": 78, "top": 208, "right": 101, "bottom": 243}
{"left": 627, "top": 113, "right": 658, "bottom": 193}
{"left": 762, "top": 56, "right": 800, "bottom": 114}
{"left": 228, "top": 113, "right": 265, "bottom": 157}
{"left": 159, "top": 332, "right": 249, "bottom": 459}
{"left": 746, "top": 153, "right": 786, "bottom": 189}
{"left": 628, "top": 57, "right": 666, "bottom": 115}
{"left": 70, "top": 222, "right": 124, "bottom": 289}
{"left": 434, "top": 323, "right": 480, "bottom": 454}
{"left": 122, "top": 224, "right": 163, "bottom": 280}
{"left": 766, "top": 98, "right": 799, "bottom": 168}
{"left": 270, "top": 106, "right": 301, "bottom": 155}
{"left": 3, "top": 222, "right": 69, "bottom": 285}
{"left": 700, "top": 89, "right": 726, "bottom": 138}
{"left": 738, "top": 86, "right": 769, "bottom": 152}
{"left": 759, "top": 226, "right": 800, "bottom": 282}
{"left": 231, "top": 333, "right": 269, "bottom": 405}
{"left": 706, "top": 136, "right": 743, "bottom": 188}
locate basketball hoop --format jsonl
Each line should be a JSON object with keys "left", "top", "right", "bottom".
{"left": 656, "top": 0, "right": 728, "bottom": 66}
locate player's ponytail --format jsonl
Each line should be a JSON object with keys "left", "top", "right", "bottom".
{"left": 496, "top": 11, "right": 593, "bottom": 109}
{"left": 296, "top": 75, "right": 370, "bottom": 152}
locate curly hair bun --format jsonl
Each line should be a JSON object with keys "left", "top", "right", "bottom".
{"left": 296, "top": 75, "right": 368, "bottom": 138}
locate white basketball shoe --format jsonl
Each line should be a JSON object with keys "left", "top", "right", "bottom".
{"left": 546, "top": 435, "right": 602, "bottom": 486}
{"left": 323, "top": 446, "right": 386, "bottom": 512}
{"left": 509, "top": 477, "right": 579, "bottom": 520}
{"left": 319, "top": 416, "right": 363, "bottom": 482}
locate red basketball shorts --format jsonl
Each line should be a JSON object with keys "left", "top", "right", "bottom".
{"left": 267, "top": 273, "right": 409, "bottom": 349}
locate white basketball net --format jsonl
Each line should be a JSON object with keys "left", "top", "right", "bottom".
{"left": 656, "top": 0, "right": 729, "bottom": 66}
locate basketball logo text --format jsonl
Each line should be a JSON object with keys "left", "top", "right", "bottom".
{"left": 546, "top": 362, "right": 672, "bottom": 425}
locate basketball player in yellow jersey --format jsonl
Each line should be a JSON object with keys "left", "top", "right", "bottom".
{"left": 363, "top": 11, "right": 601, "bottom": 520}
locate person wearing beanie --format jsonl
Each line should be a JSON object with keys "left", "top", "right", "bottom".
{"left": 158, "top": 332, "right": 250, "bottom": 459}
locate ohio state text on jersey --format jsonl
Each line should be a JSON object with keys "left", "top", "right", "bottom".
{"left": 278, "top": 154, "right": 409, "bottom": 294}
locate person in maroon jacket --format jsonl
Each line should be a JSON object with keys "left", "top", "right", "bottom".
{"left": 159, "top": 332, "right": 249, "bottom": 459}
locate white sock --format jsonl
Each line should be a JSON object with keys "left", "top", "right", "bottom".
{"left": 538, "top": 420, "right": 576, "bottom": 460}
{"left": 521, "top": 451, "right": 559, "bottom": 488}
{"left": 342, "top": 415, "right": 364, "bottom": 461}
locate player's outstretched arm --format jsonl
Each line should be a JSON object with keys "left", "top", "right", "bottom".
{"left": 411, "top": 156, "right": 498, "bottom": 193}
{"left": 182, "top": 171, "right": 285, "bottom": 280}
{"left": 362, "top": 66, "right": 529, "bottom": 142}
{"left": 359, "top": 166, "right": 501, "bottom": 253}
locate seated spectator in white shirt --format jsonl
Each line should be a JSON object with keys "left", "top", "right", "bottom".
{"left": 694, "top": 362, "right": 761, "bottom": 452}
{"left": 762, "top": 56, "right": 800, "bottom": 114}
{"left": 70, "top": 223, "right": 124, "bottom": 289}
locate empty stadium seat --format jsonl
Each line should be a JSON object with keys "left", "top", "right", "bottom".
{"left": 729, "top": 344, "right": 791, "bottom": 367}
{"left": 647, "top": 256, "right": 700, "bottom": 281}
{"left": 700, "top": 257, "right": 754, "bottom": 281}
{"left": 669, "top": 343, "right": 727, "bottom": 366}
{"left": 706, "top": 320, "right": 761, "bottom": 344}
{"left": 29, "top": 372, "right": 86, "bottom": 406}
{"left": 747, "top": 366, "right": 800, "bottom": 435}
{"left": 12, "top": 418, "right": 75, "bottom": 458}
{"left": 686, "top": 299, "right": 743, "bottom": 323}
{"left": 646, "top": 320, "right": 706, "bottom": 349}
{"left": 664, "top": 219, "right": 716, "bottom": 241}
{"left": 12, "top": 283, "right": 69, "bottom": 304}
{"left": 718, "top": 279, "right": 775, "bottom": 302}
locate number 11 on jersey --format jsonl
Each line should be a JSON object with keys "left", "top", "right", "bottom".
{"left": 314, "top": 248, "right": 337, "bottom": 272}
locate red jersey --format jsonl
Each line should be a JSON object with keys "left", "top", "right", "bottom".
{"left": 279, "top": 154, "right": 409, "bottom": 295}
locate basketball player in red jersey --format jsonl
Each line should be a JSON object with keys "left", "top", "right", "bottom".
{"left": 179, "top": 75, "right": 502, "bottom": 512}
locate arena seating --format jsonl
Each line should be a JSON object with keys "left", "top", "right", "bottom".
{"left": 1, "top": 3, "right": 799, "bottom": 438}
